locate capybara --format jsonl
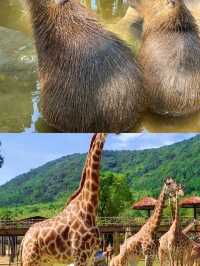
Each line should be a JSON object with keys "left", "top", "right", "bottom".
{"left": 26, "top": 0, "right": 144, "bottom": 132}
{"left": 131, "top": 0, "right": 200, "bottom": 116}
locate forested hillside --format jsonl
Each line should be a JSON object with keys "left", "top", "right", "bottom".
{"left": 0, "top": 135, "right": 199, "bottom": 218}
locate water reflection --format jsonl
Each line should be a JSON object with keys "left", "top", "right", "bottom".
{"left": 0, "top": 0, "right": 31, "bottom": 34}
{"left": 142, "top": 111, "right": 200, "bottom": 133}
{"left": 0, "top": 73, "right": 34, "bottom": 132}
{"left": 81, "top": 0, "right": 127, "bottom": 20}
{"left": 0, "top": 0, "right": 200, "bottom": 132}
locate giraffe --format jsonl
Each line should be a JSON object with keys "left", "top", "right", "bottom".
{"left": 110, "top": 177, "right": 183, "bottom": 266}
{"left": 109, "top": 227, "right": 134, "bottom": 266}
{"left": 21, "top": 133, "right": 107, "bottom": 266}
{"left": 169, "top": 193, "right": 198, "bottom": 235}
{"left": 158, "top": 187, "right": 198, "bottom": 266}
{"left": 109, "top": 244, "right": 132, "bottom": 266}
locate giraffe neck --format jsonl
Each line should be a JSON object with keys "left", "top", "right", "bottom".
{"left": 147, "top": 189, "right": 166, "bottom": 233}
{"left": 64, "top": 134, "right": 106, "bottom": 219}
{"left": 172, "top": 193, "right": 182, "bottom": 233}
{"left": 81, "top": 134, "right": 105, "bottom": 215}
{"left": 175, "top": 193, "right": 179, "bottom": 222}
{"left": 169, "top": 198, "right": 175, "bottom": 221}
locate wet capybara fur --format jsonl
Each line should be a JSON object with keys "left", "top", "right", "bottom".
{"left": 131, "top": 0, "right": 200, "bottom": 116}
{"left": 26, "top": 0, "right": 144, "bottom": 132}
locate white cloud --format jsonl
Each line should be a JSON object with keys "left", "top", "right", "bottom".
{"left": 107, "top": 133, "right": 143, "bottom": 149}
{"left": 106, "top": 133, "right": 197, "bottom": 151}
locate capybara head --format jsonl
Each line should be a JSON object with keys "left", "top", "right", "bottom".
{"left": 26, "top": 0, "right": 74, "bottom": 14}
{"left": 130, "top": 0, "right": 186, "bottom": 27}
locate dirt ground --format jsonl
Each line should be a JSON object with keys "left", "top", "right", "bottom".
{"left": 0, "top": 256, "right": 24, "bottom": 266}
{"left": 0, "top": 256, "right": 159, "bottom": 266}
{"left": 0, "top": 256, "right": 9, "bottom": 263}
{"left": 0, "top": 256, "right": 16, "bottom": 265}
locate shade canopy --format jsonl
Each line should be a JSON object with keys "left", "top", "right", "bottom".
{"left": 180, "top": 196, "right": 200, "bottom": 219}
{"left": 180, "top": 196, "right": 200, "bottom": 208}
{"left": 132, "top": 197, "right": 158, "bottom": 210}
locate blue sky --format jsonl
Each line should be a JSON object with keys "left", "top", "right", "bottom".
{"left": 0, "top": 133, "right": 197, "bottom": 186}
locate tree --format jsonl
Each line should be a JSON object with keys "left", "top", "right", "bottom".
{"left": 0, "top": 208, "right": 12, "bottom": 220}
{"left": 98, "top": 171, "right": 132, "bottom": 217}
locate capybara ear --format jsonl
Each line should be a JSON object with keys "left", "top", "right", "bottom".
{"left": 55, "top": 0, "right": 69, "bottom": 5}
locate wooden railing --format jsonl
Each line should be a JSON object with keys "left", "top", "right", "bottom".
{"left": 0, "top": 216, "right": 198, "bottom": 229}
{"left": 0, "top": 219, "right": 45, "bottom": 229}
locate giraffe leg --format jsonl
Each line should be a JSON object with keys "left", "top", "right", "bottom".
{"left": 87, "top": 251, "right": 96, "bottom": 266}
{"left": 73, "top": 250, "right": 96, "bottom": 266}
{"left": 168, "top": 250, "right": 174, "bottom": 266}
{"left": 159, "top": 247, "right": 167, "bottom": 266}
{"left": 21, "top": 248, "right": 40, "bottom": 266}
{"left": 145, "top": 255, "right": 154, "bottom": 266}
{"left": 22, "top": 261, "right": 40, "bottom": 266}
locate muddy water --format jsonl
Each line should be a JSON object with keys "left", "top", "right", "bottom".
{"left": 0, "top": 0, "right": 200, "bottom": 132}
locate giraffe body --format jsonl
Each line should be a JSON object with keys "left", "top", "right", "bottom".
{"left": 159, "top": 189, "right": 198, "bottom": 266}
{"left": 110, "top": 177, "right": 183, "bottom": 266}
{"left": 21, "top": 133, "right": 107, "bottom": 266}
{"left": 22, "top": 209, "right": 99, "bottom": 266}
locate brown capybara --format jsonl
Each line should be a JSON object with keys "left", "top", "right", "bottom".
{"left": 131, "top": 0, "right": 200, "bottom": 116}
{"left": 26, "top": 0, "right": 144, "bottom": 132}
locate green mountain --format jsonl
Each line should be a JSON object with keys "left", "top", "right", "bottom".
{"left": 0, "top": 135, "right": 200, "bottom": 212}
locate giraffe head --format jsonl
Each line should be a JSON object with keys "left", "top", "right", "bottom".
{"left": 163, "top": 177, "right": 184, "bottom": 199}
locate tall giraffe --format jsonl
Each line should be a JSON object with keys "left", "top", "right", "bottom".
{"left": 110, "top": 177, "right": 183, "bottom": 266}
{"left": 159, "top": 187, "right": 197, "bottom": 266}
{"left": 169, "top": 195, "right": 198, "bottom": 235}
{"left": 21, "top": 133, "right": 107, "bottom": 266}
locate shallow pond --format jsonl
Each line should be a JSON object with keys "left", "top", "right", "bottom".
{"left": 1, "top": 0, "right": 200, "bottom": 132}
